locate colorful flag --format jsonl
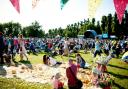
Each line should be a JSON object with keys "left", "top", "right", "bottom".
{"left": 10, "top": 0, "right": 20, "bottom": 13}
{"left": 32, "top": 0, "right": 40, "bottom": 9}
{"left": 60, "top": 0, "right": 69, "bottom": 10}
{"left": 88, "top": 0, "right": 102, "bottom": 19}
{"left": 114, "top": 0, "right": 127, "bottom": 24}
{"left": 126, "top": 0, "right": 128, "bottom": 4}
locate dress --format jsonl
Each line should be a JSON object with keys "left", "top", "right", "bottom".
{"left": 63, "top": 41, "right": 69, "bottom": 56}
{"left": 19, "top": 39, "right": 27, "bottom": 54}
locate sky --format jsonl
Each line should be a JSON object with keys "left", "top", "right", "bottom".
{"left": 0, "top": 0, "right": 128, "bottom": 33}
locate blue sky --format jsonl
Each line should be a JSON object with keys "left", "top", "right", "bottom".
{"left": 0, "top": 0, "right": 128, "bottom": 32}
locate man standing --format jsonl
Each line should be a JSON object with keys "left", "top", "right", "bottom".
{"left": 8, "top": 34, "right": 14, "bottom": 59}
{"left": 94, "top": 37, "right": 102, "bottom": 57}
{"left": 0, "top": 32, "right": 5, "bottom": 64}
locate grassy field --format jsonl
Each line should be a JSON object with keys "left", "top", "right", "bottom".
{"left": 0, "top": 50, "right": 128, "bottom": 89}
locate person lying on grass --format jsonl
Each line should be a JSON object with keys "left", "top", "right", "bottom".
{"left": 43, "top": 55, "right": 62, "bottom": 66}
{"left": 76, "top": 53, "right": 90, "bottom": 69}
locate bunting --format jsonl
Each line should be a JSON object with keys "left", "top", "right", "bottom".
{"left": 10, "top": 0, "right": 20, "bottom": 13}
{"left": 114, "top": 0, "right": 127, "bottom": 24}
{"left": 60, "top": 0, "right": 69, "bottom": 10}
{"left": 88, "top": 0, "right": 102, "bottom": 19}
{"left": 32, "top": 0, "right": 40, "bottom": 9}
{"left": 126, "top": 0, "right": 128, "bottom": 4}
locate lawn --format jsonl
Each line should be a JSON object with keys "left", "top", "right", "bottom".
{"left": 0, "top": 50, "right": 128, "bottom": 89}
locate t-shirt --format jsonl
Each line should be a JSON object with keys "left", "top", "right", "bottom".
{"left": 49, "top": 57, "right": 57, "bottom": 65}
{"left": 66, "top": 64, "right": 77, "bottom": 87}
{"left": 9, "top": 38, "right": 14, "bottom": 46}
{"left": 53, "top": 79, "right": 63, "bottom": 89}
{"left": 95, "top": 41, "right": 101, "bottom": 51}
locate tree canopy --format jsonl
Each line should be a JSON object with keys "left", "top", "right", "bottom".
{"left": 0, "top": 10, "right": 128, "bottom": 39}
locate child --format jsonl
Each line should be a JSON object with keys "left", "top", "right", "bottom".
{"left": 92, "top": 67, "right": 101, "bottom": 86}
{"left": 52, "top": 73, "right": 64, "bottom": 89}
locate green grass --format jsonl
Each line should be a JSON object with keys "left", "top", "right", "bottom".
{"left": 0, "top": 77, "right": 51, "bottom": 89}
{"left": 0, "top": 50, "right": 128, "bottom": 89}
{"left": 107, "top": 58, "right": 128, "bottom": 89}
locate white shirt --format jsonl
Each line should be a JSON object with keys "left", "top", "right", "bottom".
{"left": 49, "top": 57, "right": 57, "bottom": 65}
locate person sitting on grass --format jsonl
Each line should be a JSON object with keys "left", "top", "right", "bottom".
{"left": 43, "top": 55, "right": 62, "bottom": 66}
{"left": 76, "top": 53, "right": 90, "bottom": 69}
{"left": 43, "top": 55, "right": 49, "bottom": 65}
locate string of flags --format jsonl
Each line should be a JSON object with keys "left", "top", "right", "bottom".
{"left": 114, "top": 0, "right": 128, "bottom": 24}
{"left": 60, "top": 0, "right": 69, "bottom": 10}
{"left": 10, "top": 0, "right": 20, "bottom": 13}
{"left": 32, "top": 0, "right": 40, "bottom": 9}
{"left": 88, "top": 0, "right": 102, "bottom": 19}
{"left": 9, "top": 0, "right": 128, "bottom": 24}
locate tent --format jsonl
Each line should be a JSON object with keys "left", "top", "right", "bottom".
{"left": 84, "top": 30, "right": 97, "bottom": 38}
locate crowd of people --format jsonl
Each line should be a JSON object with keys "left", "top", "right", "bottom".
{"left": 0, "top": 31, "right": 128, "bottom": 89}
{"left": 0, "top": 32, "right": 28, "bottom": 64}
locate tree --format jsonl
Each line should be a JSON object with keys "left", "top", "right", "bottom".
{"left": 22, "top": 28, "right": 27, "bottom": 37}
{"left": 23, "top": 21, "right": 45, "bottom": 38}
{"left": 58, "top": 27, "right": 64, "bottom": 37}
{"left": 12, "top": 23, "right": 22, "bottom": 36}
{"left": 113, "top": 13, "right": 120, "bottom": 37}
{"left": 2, "top": 22, "right": 21, "bottom": 36}
{"left": 96, "top": 21, "right": 102, "bottom": 34}
{"left": 101, "top": 16, "right": 107, "bottom": 33}
{"left": 92, "top": 18, "right": 95, "bottom": 25}
{"left": 0, "top": 23, "right": 4, "bottom": 33}
{"left": 124, "top": 10, "right": 128, "bottom": 36}
{"left": 107, "top": 14, "right": 112, "bottom": 38}
{"left": 48, "top": 29, "right": 53, "bottom": 38}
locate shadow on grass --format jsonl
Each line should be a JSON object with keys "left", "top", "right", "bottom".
{"left": 77, "top": 51, "right": 84, "bottom": 54}
{"left": 12, "top": 58, "right": 19, "bottom": 67}
{"left": 19, "top": 60, "right": 33, "bottom": 69}
{"left": 108, "top": 64, "right": 128, "bottom": 70}
{"left": 107, "top": 71, "right": 128, "bottom": 79}
{"left": 113, "top": 81, "right": 126, "bottom": 89}
{"left": 32, "top": 52, "right": 38, "bottom": 56}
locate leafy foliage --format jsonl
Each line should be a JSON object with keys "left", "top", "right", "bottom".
{"left": 0, "top": 10, "right": 128, "bottom": 39}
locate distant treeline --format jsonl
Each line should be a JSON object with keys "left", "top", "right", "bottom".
{"left": 0, "top": 11, "right": 128, "bottom": 39}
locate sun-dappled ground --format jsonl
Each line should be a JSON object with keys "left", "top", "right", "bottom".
{"left": 0, "top": 50, "right": 128, "bottom": 89}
